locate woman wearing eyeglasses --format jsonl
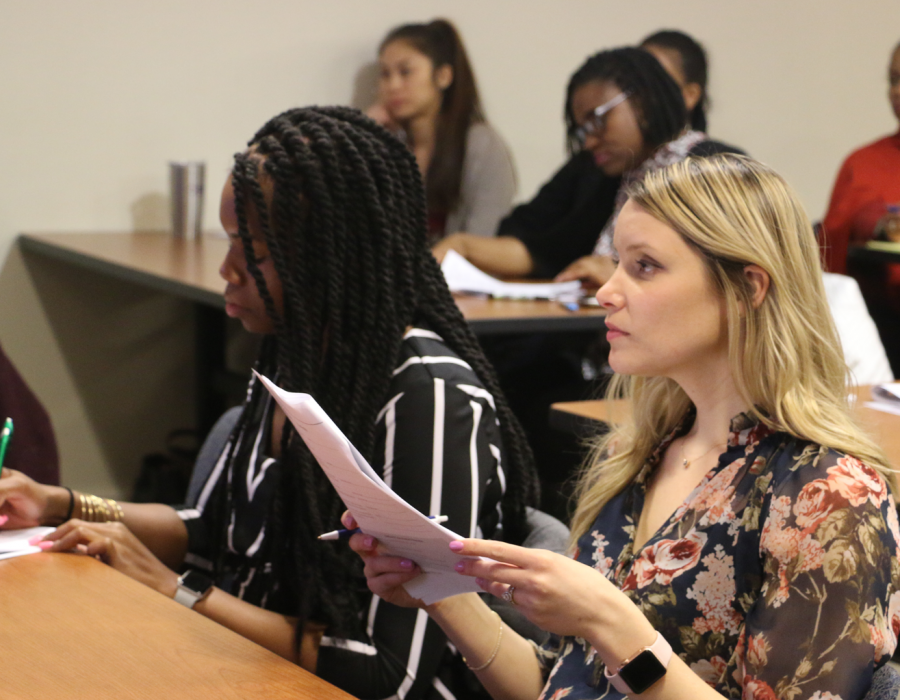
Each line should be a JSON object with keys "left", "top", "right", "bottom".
{"left": 433, "top": 47, "right": 739, "bottom": 284}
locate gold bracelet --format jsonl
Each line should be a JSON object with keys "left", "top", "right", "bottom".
{"left": 108, "top": 499, "right": 124, "bottom": 522}
{"left": 76, "top": 493, "right": 125, "bottom": 523}
{"left": 463, "top": 611, "right": 503, "bottom": 672}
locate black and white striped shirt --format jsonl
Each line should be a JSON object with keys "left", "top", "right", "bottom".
{"left": 178, "top": 327, "right": 506, "bottom": 700}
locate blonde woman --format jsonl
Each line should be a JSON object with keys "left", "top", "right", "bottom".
{"left": 346, "top": 155, "right": 900, "bottom": 700}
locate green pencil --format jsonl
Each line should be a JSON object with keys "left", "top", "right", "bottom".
{"left": 0, "top": 417, "right": 14, "bottom": 476}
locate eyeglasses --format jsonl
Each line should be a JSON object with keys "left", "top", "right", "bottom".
{"left": 573, "top": 92, "right": 630, "bottom": 145}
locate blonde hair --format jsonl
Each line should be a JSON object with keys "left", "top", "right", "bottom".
{"left": 569, "top": 154, "right": 891, "bottom": 543}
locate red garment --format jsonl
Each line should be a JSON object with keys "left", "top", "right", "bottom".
{"left": 822, "top": 131, "right": 900, "bottom": 274}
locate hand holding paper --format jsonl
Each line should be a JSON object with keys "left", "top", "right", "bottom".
{"left": 256, "top": 372, "right": 484, "bottom": 604}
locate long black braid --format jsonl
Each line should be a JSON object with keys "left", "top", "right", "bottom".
{"left": 564, "top": 46, "right": 687, "bottom": 155}
{"left": 218, "top": 106, "right": 539, "bottom": 644}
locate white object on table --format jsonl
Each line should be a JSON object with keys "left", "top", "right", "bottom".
{"left": 256, "top": 372, "right": 485, "bottom": 605}
{"left": 441, "top": 249, "right": 581, "bottom": 300}
{"left": 0, "top": 526, "right": 55, "bottom": 561}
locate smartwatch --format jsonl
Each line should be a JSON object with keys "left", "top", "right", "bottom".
{"left": 174, "top": 570, "right": 215, "bottom": 609}
{"left": 604, "top": 631, "right": 672, "bottom": 695}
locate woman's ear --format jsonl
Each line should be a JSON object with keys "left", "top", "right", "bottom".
{"left": 682, "top": 83, "right": 703, "bottom": 113}
{"left": 434, "top": 64, "right": 453, "bottom": 91}
{"left": 743, "top": 264, "right": 770, "bottom": 309}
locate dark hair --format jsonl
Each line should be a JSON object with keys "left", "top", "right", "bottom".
{"left": 380, "top": 19, "right": 484, "bottom": 218}
{"left": 565, "top": 47, "right": 686, "bottom": 155}
{"left": 641, "top": 29, "right": 709, "bottom": 132}
{"left": 224, "top": 106, "right": 538, "bottom": 643}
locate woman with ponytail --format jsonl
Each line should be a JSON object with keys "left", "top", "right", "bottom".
{"left": 370, "top": 18, "right": 517, "bottom": 242}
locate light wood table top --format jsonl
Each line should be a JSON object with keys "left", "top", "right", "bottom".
{"left": 19, "top": 232, "right": 606, "bottom": 335}
{"left": 848, "top": 241, "right": 900, "bottom": 266}
{"left": 0, "top": 553, "right": 355, "bottom": 700}
{"left": 550, "top": 385, "right": 900, "bottom": 471}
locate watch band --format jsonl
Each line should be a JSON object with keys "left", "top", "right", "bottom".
{"left": 174, "top": 571, "right": 214, "bottom": 609}
{"left": 604, "top": 631, "right": 672, "bottom": 695}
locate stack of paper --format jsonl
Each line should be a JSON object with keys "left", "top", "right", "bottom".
{"left": 256, "top": 373, "right": 485, "bottom": 605}
{"left": 0, "top": 526, "right": 55, "bottom": 561}
{"left": 441, "top": 249, "right": 582, "bottom": 300}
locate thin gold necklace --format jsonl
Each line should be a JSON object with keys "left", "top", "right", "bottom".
{"left": 679, "top": 437, "right": 725, "bottom": 469}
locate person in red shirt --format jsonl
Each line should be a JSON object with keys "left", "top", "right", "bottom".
{"left": 822, "top": 40, "right": 900, "bottom": 372}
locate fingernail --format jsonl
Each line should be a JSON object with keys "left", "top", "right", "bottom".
{"left": 0, "top": 515, "right": 8, "bottom": 525}
{"left": 475, "top": 577, "right": 486, "bottom": 588}
{"left": 364, "top": 536, "right": 375, "bottom": 549}
{"left": 38, "top": 541, "right": 53, "bottom": 550}
{"left": 449, "top": 541, "right": 464, "bottom": 552}
{"left": 454, "top": 561, "right": 465, "bottom": 572}
{"left": 28, "top": 535, "right": 43, "bottom": 545}
{"left": 400, "top": 559, "right": 413, "bottom": 569}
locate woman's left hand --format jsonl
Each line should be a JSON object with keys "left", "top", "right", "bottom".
{"left": 554, "top": 254, "right": 615, "bottom": 288}
{"left": 451, "top": 538, "right": 652, "bottom": 647}
{"left": 37, "top": 519, "right": 178, "bottom": 596}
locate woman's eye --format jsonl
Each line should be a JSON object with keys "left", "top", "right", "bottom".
{"left": 635, "top": 259, "right": 656, "bottom": 275}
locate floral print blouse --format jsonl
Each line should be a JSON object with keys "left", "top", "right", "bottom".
{"left": 537, "top": 413, "right": 900, "bottom": 700}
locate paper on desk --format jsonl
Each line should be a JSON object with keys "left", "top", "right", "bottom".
{"left": 441, "top": 249, "right": 582, "bottom": 300}
{"left": 873, "top": 382, "right": 900, "bottom": 402}
{"left": 255, "top": 372, "right": 482, "bottom": 605}
{"left": 864, "top": 382, "right": 900, "bottom": 416}
{"left": 0, "top": 526, "right": 55, "bottom": 560}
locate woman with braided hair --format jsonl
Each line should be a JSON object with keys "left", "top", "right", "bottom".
{"left": 0, "top": 106, "right": 539, "bottom": 700}
{"left": 433, "top": 46, "right": 742, "bottom": 286}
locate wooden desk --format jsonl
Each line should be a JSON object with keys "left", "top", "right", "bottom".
{"left": 847, "top": 241, "right": 900, "bottom": 265}
{"left": 0, "top": 553, "right": 354, "bottom": 700}
{"left": 549, "top": 386, "right": 900, "bottom": 470}
{"left": 18, "top": 232, "right": 607, "bottom": 336}
{"left": 19, "top": 232, "right": 606, "bottom": 434}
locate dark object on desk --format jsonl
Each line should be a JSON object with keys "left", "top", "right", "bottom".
{"left": 0, "top": 342, "right": 59, "bottom": 485}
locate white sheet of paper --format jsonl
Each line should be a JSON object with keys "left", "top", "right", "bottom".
{"left": 865, "top": 401, "right": 900, "bottom": 417}
{"left": 0, "top": 526, "right": 55, "bottom": 560}
{"left": 441, "top": 249, "right": 581, "bottom": 300}
{"left": 256, "top": 373, "right": 483, "bottom": 604}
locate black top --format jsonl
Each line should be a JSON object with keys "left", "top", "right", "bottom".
{"left": 177, "top": 327, "right": 506, "bottom": 700}
{"left": 499, "top": 139, "right": 743, "bottom": 279}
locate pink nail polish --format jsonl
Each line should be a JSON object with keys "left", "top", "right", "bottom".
{"left": 0, "top": 514, "right": 8, "bottom": 525}
{"left": 27, "top": 535, "right": 43, "bottom": 545}
{"left": 454, "top": 561, "right": 465, "bottom": 572}
{"left": 400, "top": 559, "right": 413, "bottom": 569}
{"left": 38, "top": 541, "right": 53, "bottom": 550}
{"left": 448, "top": 541, "right": 464, "bottom": 552}
{"left": 364, "top": 536, "right": 375, "bottom": 549}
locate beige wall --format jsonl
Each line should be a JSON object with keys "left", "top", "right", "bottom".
{"left": 1, "top": 1, "right": 898, "bottom": 494}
